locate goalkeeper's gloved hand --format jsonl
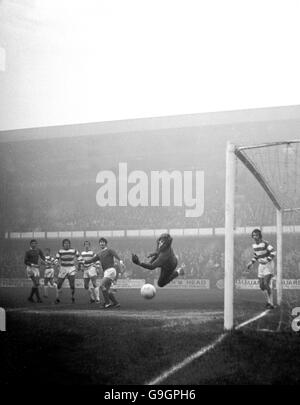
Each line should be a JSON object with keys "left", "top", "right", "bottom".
{"left": 132, "top": 254, "right": 140, "bottom": 265}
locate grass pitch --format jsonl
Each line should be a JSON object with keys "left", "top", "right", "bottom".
{"left": 1, "top": 287, "right": 300, "bottom": 385}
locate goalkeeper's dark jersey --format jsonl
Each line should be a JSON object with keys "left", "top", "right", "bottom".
{"left": 140, "top": 247, "right": 178, "bottom": 272}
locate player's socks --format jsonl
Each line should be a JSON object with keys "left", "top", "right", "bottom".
{"left": 89, "top": 287, "right": 96, "bottom": 300}
{"left": 101, "top": 289, "right": 111, "bottom": 306}
{"left": 263, "top": 290, "right": 269, "bottom": 304}
{"left": 28, "top": 287, "right": 35, "bottom": 300}
{"left": 56, "top": 288, "right": 62, "bottom": 300}
{"left": 35, "top": 288, "right": 42, "bottom": 302}
{"left": 28, "top": 293, "right": 35, "bottom": 303}
{"left": 44, "top": 286, "right": 48, "bottom": 297}
{"left": 177, "top": 265, "right": 185, "bottom": 276}
{"left": 88, "top": 287, "right": 95, "bottom": 303}
{"left": 108, "top": 291, "right": 119, "bottom": 306}
{"left": 268, "top": 290, "right": 274, "bottom": 306}
{"left": 95, "top": 286, "right": 100, "bottom": 301}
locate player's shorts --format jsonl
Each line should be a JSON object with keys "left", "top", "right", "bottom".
{"left": 103, "top": 267, "right": 117, "bottom": 281}
{"left": 26, "top": 265, "right": 40, "bottom": 278}
{"left": 258, "top": 261, "right": 274, "bottom": 278}
{"left": 44, "top": 268, "right": 55, "bottom": 279}
{"left": 83, "top": 266, "right": 98, "bottom": 279}
{"left": 58, "top": 266, "right": 76, "bottom": 279}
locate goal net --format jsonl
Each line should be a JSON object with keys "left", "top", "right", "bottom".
{"left": 224, "top": 140, "right": 300, "bottom": 330}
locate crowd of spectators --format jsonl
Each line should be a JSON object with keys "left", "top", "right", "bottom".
{"left": 2, "top": 182, "right": 284, "bottom": 232}
{"left": 1, "top": 236, "right": 300, "bottom": 284}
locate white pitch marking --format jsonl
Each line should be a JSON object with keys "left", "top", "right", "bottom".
{"left": 6, "top": 307, "right": 223, "bottom": 323}
{"left": 256, "top": 328, "right": 276, "bottom": 333}
{"left": 146, "top": 333, "right": 227, "bottom": 385}
{"left": 145, "top": 309, "right": 270, "bottom": 385}
{"left": 235, "top": 310, "right": 270, "bottom": 330}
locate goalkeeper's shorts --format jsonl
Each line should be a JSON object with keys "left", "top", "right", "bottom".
{"left": 258, "top": 261, "right": 274, "bottom": 278}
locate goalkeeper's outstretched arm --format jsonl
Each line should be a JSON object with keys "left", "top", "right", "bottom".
{"left": 132, "top": 253, "right": 166, "bottom": 270}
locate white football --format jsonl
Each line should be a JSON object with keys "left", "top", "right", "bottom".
{"left": 141, "top": 283, "right": 156, "bottom": 299}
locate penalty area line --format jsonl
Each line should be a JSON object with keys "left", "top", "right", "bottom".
{"left": 145, "top": 309, "right": 270, "bottom": 385}
{"left": 145, "top": 333, "right": 227, "bottom": 386}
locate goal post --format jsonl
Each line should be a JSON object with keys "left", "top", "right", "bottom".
{"left": 224, "top": 140, "right": 300, "bottom": 331}
{"left": 224, "top": 143, "right": 236, "bottom": 330}
{"left": 276, "top": 209, "right": 283, "bottom": 307}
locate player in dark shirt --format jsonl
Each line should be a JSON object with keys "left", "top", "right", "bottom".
{"left": 132, "top": 233, "right": 185, "bottom": 287}
{"left": 83, "top": 237, "right": 125, "bottom": 309}
{"left": 24, "top": 239, "right": 45, "bottom": 303}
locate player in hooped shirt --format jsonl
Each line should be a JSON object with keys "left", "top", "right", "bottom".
{"left": 43, "top": 248, "right": 57, "bottom": 298}
{"left": 80, "top": 240, "right": 101, "bottom": 303}
{"left": 55, "top": 239, "right": 81, "bottom": 304}
{"left": 247, "top": 229, "right": 276, "bottom": 309}
{"left": 82, "top": 237, "right": 125, "bottom": 309}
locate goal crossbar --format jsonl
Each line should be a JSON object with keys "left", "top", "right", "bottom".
{"left": 237, "top": 139, "right": 300, "bottom": 151}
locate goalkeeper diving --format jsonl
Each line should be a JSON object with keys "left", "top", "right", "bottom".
{"left": 132, "top": 233, "right": 185, "bottom": 287}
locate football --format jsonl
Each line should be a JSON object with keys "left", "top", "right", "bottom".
{"left": 140, "top": 283, "right": 156, "bottom": 299}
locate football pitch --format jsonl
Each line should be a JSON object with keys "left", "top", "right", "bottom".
{"left": 1, "top": 287, "right": 300, "bottom": 385}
